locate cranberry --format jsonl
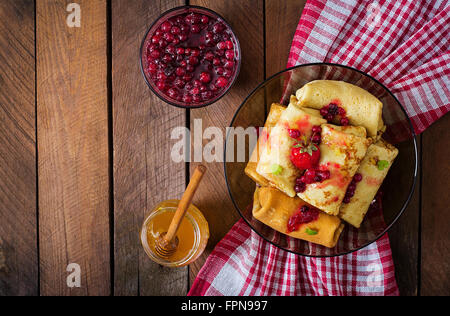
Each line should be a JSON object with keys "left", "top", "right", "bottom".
{"left": 354, "top": 173, "right": 363, "bottom": 182}
{"left": 223, "top": 69, "right": 233, "bottom": 78}
{"left": 167, "top": 88, "right": 178, "bottom": 99}
{"left": 326, "top": 114, "right": 334, "bottom": 122}
{"left": 190, "top": 87, "right": 200, "bottom": 95}
{"left": 338, "top": 107, "right": 346, "bottom": 115}
{"left": 163, "top": 33, "right": 174, "bottom": 42}
{"left": 193, "top": 94, "right": 202, "bottom": 103}
{"left": 158, "top": 39, "right": 168, "bottom": 48}
{"left": 162, "top": 54, "right": 173, "bottom": 63}
{"left": 186, "top": 65, "right": 194, "bottom": 73}
{"left": 201, "top": 15, "right": 209, "bottom": 24}
{"left": 178, "top": 34, "right": 188, "bottom": 42}
{"left": 301, "top": 175, "right": 315, "bottom": 185}
{"left": 179, "top": 60, "right": 187, "bottom": 68}
{"left": 191, "top": 25, "right": 201, "bottom": 33}
{"left": 215, "top": 67, "right": 224, "bottom": 75}
{"left": 183, "top": 94, "right": 193, "bottom": 103}
{"left": 183, "top": 74, "right": 193, "bottom": 82}
{"left": 216, "top": 77, "right": 228, "bottom": 88}
{"left": 217, "top": 42, "right": 227, "bottom": 50}
{"left": 347, "top": 183, "right": 357, "bottom": 192}
{"left": 213, "top": 23, "right": 225, "bottom": 34}
{"left": 320, "top": 107, "right": 328, "bottom": 117}
{"left": 294, "top": 182, "right": 306, "bottom": 193}
{"left": 216, "top": 49, "right": 225, "bottom": 57}
{"left": 174, "top": 78, "right": 185, "bottom": 89}
{"left": 171, "top": 26, "right": 181, "bottom": 35}
{"left": 311, "top": 134, "right": 321, "bottom": 144}
{"left": 176, "top": 47, "right": 185, "bottom": 55}
{"left": 166, "top": 45, "right": 176, "bottom": 55}
{"left": 205, "top": 52, "right": 214, "bottom": 61}
{"left": 341, "top": 117, "right": 350, "bottom": 126}
{"left": 175, "top": 67, "right": 186, "bottom": 77}
{"left": 328, "top": 104, "right": 339, "bottom": 116}
{"left": 190, "top": 49, "right": 200, "bottom": 57}
{"left": 156, "top": 81, "right": 166, "bottom": 91}
{"left": 150, "top": 49, "right": 161, "bottom": 59}
{"left": 317, "top": 170, "right": 331, "bottom": 181}
{"left": 148, "top": 63, "right": 157, "bottom": 73}
{"left": 225, "top": 41, "right": 234, "bottom": 50}
{"left": 199, "top": 72, "right": 212, "bottom": 83}
{"left": 224, "top": 61, "right": 234, "bottom": 69}
{"left": 343, "top": 196, "right": 351, "bottom": 204}
{"left": 151, "top": 35, "right": 161, "bottom": 44}
{"left": 287, "top": 206, "right": 319, "bottom": 233}
{"left": 161, "top": 21, "right": 172, "bottom": 33}
{"left": 201, "top": 91, "right": 213, "bottom": 100}
{"left": 212, "top": 58, "right": 221, "bottom": 66}
{"left": 225, "top": 50, "right": 234, "bottom": 60}
{"left": 157, "top": 72, "right": 167, "bottom": 81}
{"left": 312, "top": 126, "right": 322, "bottom": 134}
{"left": 304, "top": 169, "right": 317, "bottom": 182}
{"left": 187, "top": 56, "right": 199, "bottom": 65}
{"left": 346, "top": 190, "right": 355, "bottom": 198}
{"left": 288, "top": 129, "right": 301, "bottom": 139}
{"left": 193, "top": 79, "right": 202, "bottom": 87}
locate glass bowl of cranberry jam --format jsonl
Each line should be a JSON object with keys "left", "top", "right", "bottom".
{"left": 224, "top": 63, "right": 418, "bottom": 257}
{"left": 140, "top": 6, "right": 241, "bottom": 108}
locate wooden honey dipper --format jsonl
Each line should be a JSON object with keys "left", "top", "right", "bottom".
{"left": 155, "top": 165, "right": 207, "bottom": 259}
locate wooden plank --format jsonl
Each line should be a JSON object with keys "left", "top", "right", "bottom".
{"left": 37, "top": 0, "right": 110, "bottom": 295}
{"left": 0, "top": 0, "right": 37, "bottom": 296}
{"left": 389, "top": 139, "right": 420, "bottom": 296}
{"left": 265, "top": 0, "right": 307, "bottom": 77}
{"left": 188, "top": 0, "right": 265, "bottom": 286}
{"left": 112, "top": 0, "right": 187, "bottom": 296}
{"left": 421, "top": 113, "right": 450, "bottom": 296}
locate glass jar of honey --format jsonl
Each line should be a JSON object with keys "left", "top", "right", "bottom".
{"left": 141, "top": 200, "right": 209, "bottom": 267}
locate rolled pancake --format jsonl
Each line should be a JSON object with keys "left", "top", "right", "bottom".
{"left": 256, "top": 104, "right": 326, "bottom": 197}
{"left": 297, "top": 125, "right": 371, "bottom": 215}
{"left": 330, "top": 125, "right": 367, "bottom": 138}
{"left": 339, "top": 139, "right": 399, "bottom": 228}
{"left": 295, "top": 80, "right": 384, "bottom": 137}
{"left": 245, "top": 103, "right": 286, "bottom": 186}
{"left": 253, "top": 187, "right": 344, "bottom": 248}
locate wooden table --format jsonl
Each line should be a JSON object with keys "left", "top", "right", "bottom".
{"left": 0, "top": 0, "right": 448, "bottom": 296}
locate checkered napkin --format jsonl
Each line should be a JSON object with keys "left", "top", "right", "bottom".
{"left": 188, "top": 0, "right": 449, "bottom": 296}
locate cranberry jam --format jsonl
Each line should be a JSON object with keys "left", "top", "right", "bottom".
{"left": 141, "top": 6, "right": 241, "bottom": 108}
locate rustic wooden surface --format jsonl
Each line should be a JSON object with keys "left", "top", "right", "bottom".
{"left": 112, "top": 0, "right": 188, "bottom": 296}
{"left": 36, "top": 0, "right": 110, "bottom": 295}
{"left": 421, "top": 114, "right": 450, "bottom": 296}
{"left": 0, "top": 0, "right": 37, "bottom": 296}
{"left": 188, "top": 0, "right": 265, "bottom": 285}
{"left": 0, "top": 0, "right": 449, "bottom": 296}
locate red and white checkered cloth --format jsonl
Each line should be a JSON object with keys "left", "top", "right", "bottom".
{"left": 188, "top": 0, "right": 449, "bottom": 296}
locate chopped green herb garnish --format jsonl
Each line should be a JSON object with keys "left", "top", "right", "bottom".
{"left": 377, "top": 160, "right": 389, "bottom": 171}
{"left": 306, "top": 228, "right": 318, "bottom": 236}
{"left": 271, "top": 164, "right": 283, "bottom": 175}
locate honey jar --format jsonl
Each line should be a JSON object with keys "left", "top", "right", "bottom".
{"left": 141, "top": 200, "right": 209, "bottom": 267}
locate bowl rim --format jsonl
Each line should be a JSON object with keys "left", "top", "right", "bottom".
{"left": 223, "top": 62, "right": 419, "bottom": 258}
{"left": 139, "top": 5, "right": 242, "bottom": 109}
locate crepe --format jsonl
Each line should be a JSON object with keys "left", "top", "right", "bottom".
{"left": 295, "top": 80, "right": 384, "bottom": 137}
{"left": 253, "top": 187, "right": 344, "bottom": 248}
{"left": 297, "top": 124, "right": 371, "bottom": 215}
{"left": 245, "top": 103, "right": 286, "bottom": 186}
{"left": 256, "top": 104, "right": 327, "bottom": 197}
{"left": 339, "top": 139, "right": 399, "bottom": 228}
